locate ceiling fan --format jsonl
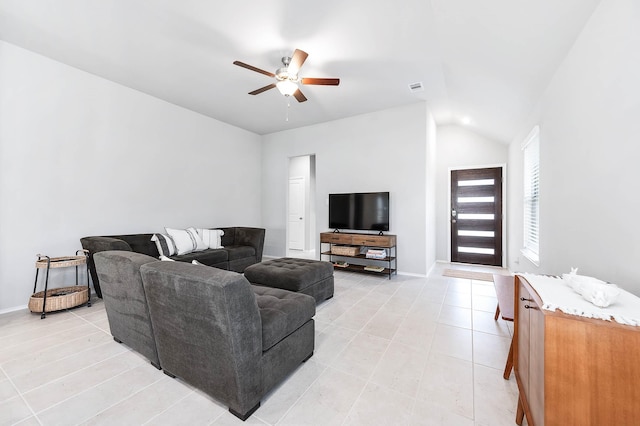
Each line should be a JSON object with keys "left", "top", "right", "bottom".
{"left": 233, "top": 49, "right": 340, "bottom": 103}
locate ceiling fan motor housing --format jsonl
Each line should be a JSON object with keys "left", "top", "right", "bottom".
{"left": 276, "top": 57, "right": 297, "bottom": 82}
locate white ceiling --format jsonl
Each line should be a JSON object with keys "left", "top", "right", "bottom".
{"left": 0, "top": 0, "right": 601, "bottom": 142}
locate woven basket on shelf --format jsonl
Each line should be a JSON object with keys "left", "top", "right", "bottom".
{"left": 331, "top": 246, "right": 359, "bottom": 256}
{"left": 28, "top": 286, "right": 88, "bottom": 313}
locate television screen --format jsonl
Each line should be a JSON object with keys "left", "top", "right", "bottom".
{"left": 329, "top": 192, "right": 389, "bottom": 232}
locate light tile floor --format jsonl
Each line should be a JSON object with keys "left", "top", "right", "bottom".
{"left": 0, "top": 263, "right": 520, "bottom": 425}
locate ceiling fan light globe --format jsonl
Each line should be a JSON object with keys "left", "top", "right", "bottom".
{"left": 276, "top": 80, "right": 298, "bottom": 96}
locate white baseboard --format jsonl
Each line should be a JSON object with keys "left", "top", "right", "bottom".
{"left": 396, "top": 271, "right": 428, "bottom": 278}
{"left": 0, "top": 305, "right": 28, "bottom": 315}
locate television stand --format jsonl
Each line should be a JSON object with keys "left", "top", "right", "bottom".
{"left": 320, "top": 232, "right": 397, "bottom": 279}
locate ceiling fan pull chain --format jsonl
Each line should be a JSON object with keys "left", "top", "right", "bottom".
{"left": 286, "top": 97, "right": 291, "bottom": 121}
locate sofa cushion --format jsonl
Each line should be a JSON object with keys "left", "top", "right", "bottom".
{"left": 225, "top": 245, "right": 256, "bottom": 261}
{"left": 220, "top": 227, "right": 235, "bottom": 247}
{"left": 166, "top": 227, "right": 208, "bottom": 255}
{"left": 171, "top": 248, "right": 228, "bottom": 265}
{"left": 151, "top": 233, "right": 177, "bottom": 257}
{"left": 251, "top": 285, "right": 315, "bottom": 351}
{"left": 114, "top": 234, "right": 159, "bottom": 257}
{"left": 197, "top": 228, "right": 225, "bottom": 249}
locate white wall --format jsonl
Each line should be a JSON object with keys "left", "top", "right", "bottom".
{"left": 436, "top": 125, "right": 508, "bottom": 261}
{"left": 507, "top": 0, "right": 640, "bottom": 294}
{"left": 262, "top": 103, "right": 435, "bottom": 276}
{"left": 0, "top": 41, "right": 262, "bottom": 311}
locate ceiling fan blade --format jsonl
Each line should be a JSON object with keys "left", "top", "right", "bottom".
{"left": 301, "top": 77, "right": 340, "bottom": 86}
{"left": 293, "top": 88, "right": 307, "bottom": 103}
{"left": 287, "top": 49, "right": 309, "bottom": 75}
{"left": 233, "top": 61, "right": 275, "bottom": 78}
{"left": 249, "top": 83, "right": 276, "bottom": 95}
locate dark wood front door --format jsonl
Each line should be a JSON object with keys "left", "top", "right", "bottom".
{"left": 450, "top": 167, "right": 503, "bottom": 266}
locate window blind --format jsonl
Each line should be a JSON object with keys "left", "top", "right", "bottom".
{"left": 522, "top": 126, "right": 540, "bottom": 263}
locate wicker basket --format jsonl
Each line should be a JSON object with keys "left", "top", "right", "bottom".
{"left": 331, "top": 245, "right": 359, "bottom": 256}
{"left": 29, "top": 286, "right": 89, "bottom": 313}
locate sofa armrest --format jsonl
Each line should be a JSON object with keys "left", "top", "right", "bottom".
{"left": 80, "top": 236, "right": 133, "bottom": 298}
{"left": 232, "top": 228, "right": 265, "bottom": 262}
{"left": 81, "top": 236, "right": 133, "bottom": 253}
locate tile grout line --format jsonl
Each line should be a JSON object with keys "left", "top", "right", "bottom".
{"left": 404, "top": 279, "right": 446, "bottom": 422}
{"left": 3, "top": 330, "right": 118, "bottom": 386}
{"left": 268, "top": 361, "right": 328, "bottom": 426}
{"left": 341, "top": 276, "right": 436, "bottom": 424}
{"left": 419, "top": 275, "right": 477, "bottom": 422}
{"left": 272, "top": 272, "right": 373, "bottom": 425}
{"left": 0, "top": 316, "right": 95, "bottom": 358}
{"left": 17, "top": 346, "right": 132, "bottom": 398}
{"left": 33, "top": 362, "right": 164, "bottom": 424}
{"left": 0, "top": 363, "right": 43, "bottom": 425}
{"left": 470, "top": 277, "right": 478, "bottom": 423}
{"left": 386, "top": 280, "right": 440, "bottom": 423}
{"left": 73, "top": 371, "right": 167, "bottom": 424}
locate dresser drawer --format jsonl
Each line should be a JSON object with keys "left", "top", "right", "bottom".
{"left": 320, "top": 233, "right": 353, "bottom": 244}
{"left": 351, "top": 235, "right": 395, "bottom": 247}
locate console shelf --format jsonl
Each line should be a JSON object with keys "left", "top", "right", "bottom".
{"left": 320, "top": 232, "right": 397, "bottom": 279}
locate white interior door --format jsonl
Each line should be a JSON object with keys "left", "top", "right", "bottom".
{"left": 288, "top": 177, "right": 305, "bottom": 250}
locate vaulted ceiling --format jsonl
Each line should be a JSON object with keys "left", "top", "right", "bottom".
{"left": 0, "top": 0, "right": 601, "bottom": 142}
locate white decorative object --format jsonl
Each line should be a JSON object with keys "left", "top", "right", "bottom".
{"left": 521, "top": 273, "right": 639, "bottom": 326}
{"left": 561, "top": 268, "right": 620, "bottom": 307}
{"left": 165, "top": 227, "right": 208, "bottom": 255}
{"left": 196, "top": 228, "right": 224, "bottom": 249}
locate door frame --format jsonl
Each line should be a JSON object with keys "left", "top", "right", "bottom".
{"left": 447, "top": 163, "right": 507, "bottom": 266}
{"left": 287, "top": 176, "right": 306, "bottom": 251}
{"left": 285, "top": 154, "right": 317, "bottom": 255}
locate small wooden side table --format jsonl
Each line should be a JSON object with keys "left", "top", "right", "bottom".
{"left": 493, "top": 274, "right": 515, "bottom": 379}
{"left": 31, "top": 250, "right": 91, "bottom": 319}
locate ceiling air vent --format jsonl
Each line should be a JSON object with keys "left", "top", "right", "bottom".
{"left": 408, "top": 82, "right": 424, "bottom": 93}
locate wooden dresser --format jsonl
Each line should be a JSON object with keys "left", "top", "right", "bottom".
{"left": 514, "top": 275, "right": 640, "bottom": 425}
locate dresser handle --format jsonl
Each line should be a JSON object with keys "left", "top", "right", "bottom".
{"left": 520, "top": 297, "right": 533, "bottom": 302}
{"left": 524, "top": 304, "right": 538, "bottom": 310}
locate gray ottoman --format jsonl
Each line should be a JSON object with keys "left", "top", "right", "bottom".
{"left": 244, "top": 258, "right": 334, "bottom": 303}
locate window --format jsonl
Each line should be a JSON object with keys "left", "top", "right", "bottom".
{"left": 522, "top": 126, "right": 540, "bottom": 265}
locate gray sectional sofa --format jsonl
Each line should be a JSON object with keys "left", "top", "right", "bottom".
{"left": 94, "top": 250, "right": 315, "bottom": 421}
{"left": 93, "top": 251, "right": 161, "bottom": 369}
{"left": 81, "top": 227, "right": 264, "bottom": 298}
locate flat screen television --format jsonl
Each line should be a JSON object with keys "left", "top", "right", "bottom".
{"left": 329, "top": 192, "right": 390, "bottom": 232}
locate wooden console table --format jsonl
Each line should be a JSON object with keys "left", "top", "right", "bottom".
{"left": 513, "top": 274, "right": 640, "bottom": 425}
{"left": 320, "top": 232, "right": 397, "bottom": 279}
